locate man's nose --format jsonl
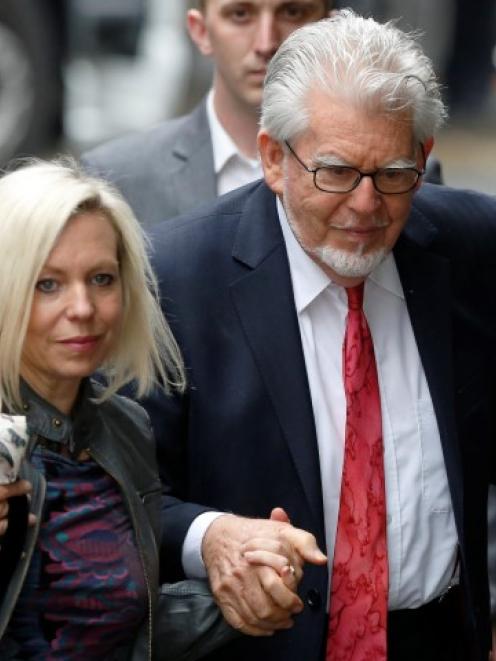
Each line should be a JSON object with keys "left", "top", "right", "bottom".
{"left": 253, "top": 14, "right": 280, "bottom": 59}
{"left": 348, "top": 175, "right": 382, "bottom": 216}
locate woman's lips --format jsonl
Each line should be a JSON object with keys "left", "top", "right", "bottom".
{"left": 59, "top": 335, "right": 101, "bottom": 351}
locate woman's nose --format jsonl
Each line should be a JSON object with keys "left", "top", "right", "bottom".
{"left": 65, "top": 285, "right": 95, "bottom": 319}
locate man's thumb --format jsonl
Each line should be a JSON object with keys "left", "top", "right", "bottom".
{"left": 269, "top": 507, "right": 291, "bottom": 524}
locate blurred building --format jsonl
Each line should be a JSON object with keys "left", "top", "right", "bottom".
{"left": 0, "top": 0, "right": 191, "bottom": 164}
{"left": 0, "top": 0, "right": 494, "bottom": 193}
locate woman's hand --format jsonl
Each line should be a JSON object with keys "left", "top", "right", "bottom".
{"left": 0, "top": 480, "right": 33, "bottom": 536}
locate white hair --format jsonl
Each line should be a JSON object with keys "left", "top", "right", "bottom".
{"left": 0, "top": 158, "right": 185, "bottom": 410}
{"left": 261, "top": 10, "right": 447, "bottom": 143}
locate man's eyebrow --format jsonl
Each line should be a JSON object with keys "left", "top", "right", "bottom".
{"left": 313, "top": 153, "right": 352, "bottom": 167}
{"left": 383, "top": 157, "right": 417, "bottom": 168}
{"left": 313, "top": 153, "right": 417, "bottom": 168}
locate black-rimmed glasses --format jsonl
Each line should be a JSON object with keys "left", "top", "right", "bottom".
{"left": 285, "top": 141, "right": 425, "bottom": 195}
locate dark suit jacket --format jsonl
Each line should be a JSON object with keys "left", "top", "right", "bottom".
{"left": 145, "top": 180, "right": 496, "bottom": 661}
{"left": 81, "top": 100, "right": 217, "bottom": 228}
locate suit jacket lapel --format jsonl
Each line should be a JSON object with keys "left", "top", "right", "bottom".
{"left": 395, "top": 206, "right": 464, "bottom": 530}
{"left": 229, "top": 184, "right": 325, "bottom": 539}
{"left": 168, "top": 100, "right": 217, "bottom": 215}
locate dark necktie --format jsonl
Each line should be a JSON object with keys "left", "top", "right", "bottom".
{"left": 326, "top": 283, "right": 388, "bottom": 661}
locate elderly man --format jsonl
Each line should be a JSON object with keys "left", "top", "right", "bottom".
{"left": 144, "top": 10, "right": 496, "bottom": 661}
{"left": 82, "top": 0, "right": 331, "bottom": 227}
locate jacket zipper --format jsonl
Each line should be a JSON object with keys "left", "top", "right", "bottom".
{"left": 85, "top": 447, "right": 154, "bottom": 661}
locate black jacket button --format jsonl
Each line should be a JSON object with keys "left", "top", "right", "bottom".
{"left": 306, "top": 588, "right": 322, "bottom": 610}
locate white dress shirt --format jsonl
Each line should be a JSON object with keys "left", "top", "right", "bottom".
{"left": 206, "top": 91, "right": 263, "bottom": 196}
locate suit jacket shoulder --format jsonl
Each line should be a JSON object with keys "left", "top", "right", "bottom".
{"left": 81, "top": 99, "right": 217, "bottom": 227}
{"left": 408, "top": 183, "right": 496, "bottom": 261}
{"left": 149, "top": 180, "right": 279, "bottom": 282}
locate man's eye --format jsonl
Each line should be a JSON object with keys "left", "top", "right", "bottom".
{"left": 280, "top": 3, "right": 321, "bottom": 22}
{"left": 327, "top": 166, "right": 351, "bottom": 178}
{"left": 281, "top": 5, "right": 305, "bottom": 20}
{"left": 382, "top": 169, "right": 407, "bottom": 181}
{"left": 36, "top": 279, "right": 58, "bottom": 293}
{"left": 92, "top": 273, "right": 114, "bottom": 287}
{"left": 226, "top": 6, "right": 251, "bottom": 22}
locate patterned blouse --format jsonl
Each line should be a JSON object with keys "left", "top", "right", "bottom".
{"left": 6, "top": 385, "right": 148, "bottom": 660}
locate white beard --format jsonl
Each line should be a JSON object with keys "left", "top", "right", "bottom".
{"left": 283, "top": 186, "right": 388, "bottom": 280}
{"left": 312, "top": 244, "right": 387, "bottom": 279}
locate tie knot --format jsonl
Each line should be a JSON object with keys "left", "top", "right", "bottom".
{"left": 346, "top": 283, "right": 364, "bottom": 311}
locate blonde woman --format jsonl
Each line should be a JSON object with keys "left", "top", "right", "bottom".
{"left": 0, "top": 159, "right": 191, "bottom": 659}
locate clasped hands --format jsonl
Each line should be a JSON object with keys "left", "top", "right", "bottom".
{"left": 201, "top": 507, "right": 327, "bottom": 636}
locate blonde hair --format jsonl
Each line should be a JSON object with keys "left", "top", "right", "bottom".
{"left": 0, "top": 157, "right": 185, "bottom": 410}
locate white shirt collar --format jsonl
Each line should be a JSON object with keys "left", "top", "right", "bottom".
{"left": 206, "top": 90, "right": 260, "bottom": 174}
{"left": 276, "top": 197, "right": 404, "bottom": 314}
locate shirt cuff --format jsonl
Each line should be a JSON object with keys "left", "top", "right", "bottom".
{"left": 181, "top": 511, "right": 225, "bottom": 578}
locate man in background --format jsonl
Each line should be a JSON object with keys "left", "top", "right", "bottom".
{"left": 82, "top": 0, "right": 331, "bottom": 227}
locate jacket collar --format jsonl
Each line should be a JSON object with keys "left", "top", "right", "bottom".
{"left": 169, "top": 98, "right": 217, "bottom": 215}
{"left": 20, "top": 378, "right": 102, "bottom": 455}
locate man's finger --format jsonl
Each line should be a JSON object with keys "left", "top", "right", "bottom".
{"left": 218, "top": 601, "right": 276, "bottom": 636}
{"left": 255, "top": 565, "right": 303, "bottom": 613}
{"left": 214, "top": 575, "right": 295, "bottom": 633}
{"left": 282, "top": 527, "right": 327, "bottom": 566}
{"left": 243, "top": 548, "right": 293, "bottom": 572}
{"left": 270, "top": 507, "right": 291, "bottom": 524}
{"left": 243, "top": 549, "right": 302, "bottom": 586}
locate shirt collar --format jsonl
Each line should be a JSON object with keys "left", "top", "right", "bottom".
{"left": 276, "top": 197, "right": 404, "bottom": 314}
{"left": 206, "top": 90, "right": 260, "bottom": 174}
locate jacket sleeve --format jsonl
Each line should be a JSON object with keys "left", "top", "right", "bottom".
{"left": 140, "top": 386, "right": 215, "bottom": 582}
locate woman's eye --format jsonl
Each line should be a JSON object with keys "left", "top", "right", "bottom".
{"left": 92, "top": 273, "right": 114, "bottom": 286}
{"left": 36, "top": 279, "right": 58, "bottom": 293}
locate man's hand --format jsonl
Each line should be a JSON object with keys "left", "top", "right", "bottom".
{"left": 0, "top": 479, "right": 33, "bottom": 536}
{"left": 201, "top": 511, "right": 326, "bottom": 636}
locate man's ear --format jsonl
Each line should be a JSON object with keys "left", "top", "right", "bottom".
{"left": 187, "top": 9, "right": 212, "bottom": 56}
{"left": 414, "top": 136, "right": 435, "bottom": 190}
{"left": 423, "top": 136, "right": 434, "bottom": 161}
{"left": 258, "top": 131, "right": 285, "bottom": 195}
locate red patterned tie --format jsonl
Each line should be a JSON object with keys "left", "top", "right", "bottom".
{"left": 326, "top": 283, "right": 388, "bottom": 661}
